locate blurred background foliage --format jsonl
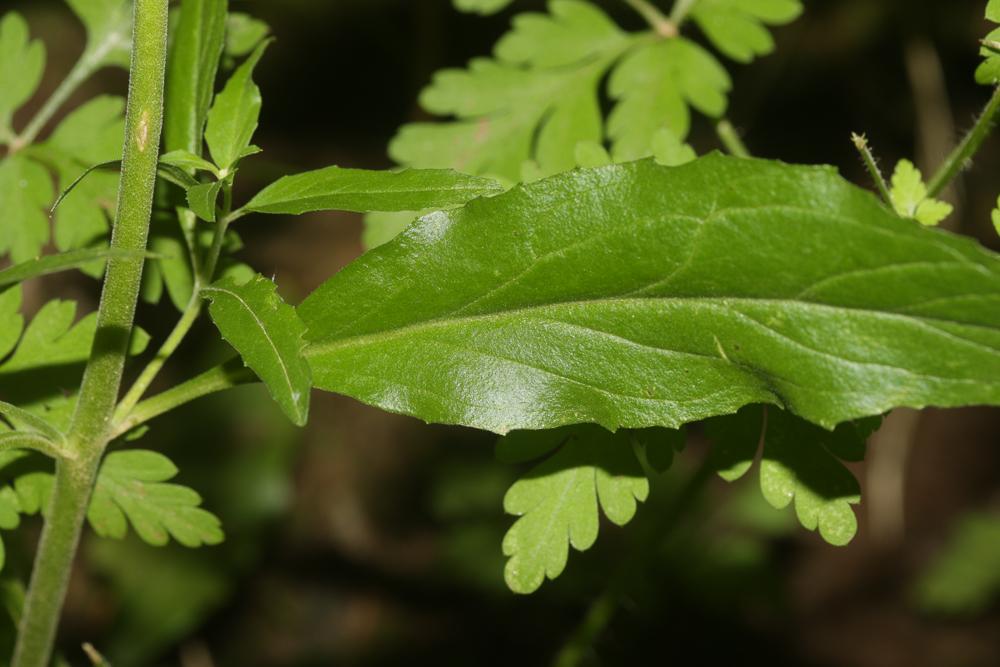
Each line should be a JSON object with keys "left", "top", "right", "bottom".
{"left": 3, "top": 0, "right": 1000, "bottom": 665}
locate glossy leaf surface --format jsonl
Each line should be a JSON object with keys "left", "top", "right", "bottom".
{"left": 301, "top": 155, "right": 1000, "bottom": 435}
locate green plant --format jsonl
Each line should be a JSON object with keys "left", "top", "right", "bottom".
{"left": 0, "top": 0, "right": 998, "bottom": 664}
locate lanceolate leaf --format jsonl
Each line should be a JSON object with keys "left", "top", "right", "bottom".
{"left": 164, "top": 0, "right": 228, "bottom": 155}
{"left": 242, "top": 167, "right": 503, "bottom": 216}
{"left": 203, "top": 276, "right": 311, "bottom": 426}
{"left": 205, "top": 41, "right": 268, "bottom": 171}
{"left": 300, "top": 155, "right": 1000, "bottom": 435}
{"left": 87, "top": 450, "right": 224, "bottom": 547}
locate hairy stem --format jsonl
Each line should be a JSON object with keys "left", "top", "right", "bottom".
{"left": 623, "top": 0, "right": 678, "bottom": 38}
{"left": 112, "top": 359, "right": 257, "bottom": 439}
{"left": 12, "top": 2, "right": 169, "bottom": 664}
{"left": 926, "top": 86, "right": 1000, "bottom": 197}
{"left": 851, "top": 133, "right": 893, "bottom": 205}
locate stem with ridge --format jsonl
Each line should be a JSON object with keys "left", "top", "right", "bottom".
{"left": 12, "top": 1, "right": 169, "bottom": 664}
{"left": 926, "top": 86, "right": 1000, "bottom": 197}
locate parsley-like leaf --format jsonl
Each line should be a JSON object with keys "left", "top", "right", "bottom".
{"left": 889, "top": 159, "right": 953, "bottom": 226}
{"left": 689, "top": 0, "right": 803, "bottom": 63}
{"left": 977, "top": 0, "right": 1000, "bottom": 85}
{"left": 0, "top": 155, "right": 53, "bottom": 262}
{"left": 87, "top": 450, "right": 224, "bottom": 548}
{"left": 499, "top": 425, "right": 648, "bottom": 593}
{"left": 65, "top": 0, "right": 132, "bottom": 70}
{"left": 0, "top": 12, "right": 45, "bottom": 141}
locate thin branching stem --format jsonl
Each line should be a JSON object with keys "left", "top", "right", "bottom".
{"left": 717, "top": 119, "right": 752, "bottom": 158}
{"left": 623, "top": 0, "right": 678, "bottom": 38}
{"left": 12, "top": 2, "right": 169, "bottom": 664}
{"left": 926, "top": 86, "right": 1000, "bottom": 197}
{"left": 851, "top": 132, "right": 893, "bottom": 205}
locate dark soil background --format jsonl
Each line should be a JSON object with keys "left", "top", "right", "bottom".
{"left": 5, "top": 1, "right": 1000, "bottom": 666}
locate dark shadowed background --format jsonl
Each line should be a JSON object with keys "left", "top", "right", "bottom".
{"left": 4, "top": 0, "right": 1000, "bottom": 665}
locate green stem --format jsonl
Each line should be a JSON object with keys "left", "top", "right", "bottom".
{"left": 552, "top": 456, "right": 715, "bottom": 667}
{"left": 12, "top": 456, "right": 101, "bottom": 667}
{"left": 12, "top": 1, "right": 169, "bottom": 665}
{"left": 926, "top": 86, "right": 1000, "bottom": 197}
{"left": 623, "top": 0, "right": 678, "bottom": 37}
{"left": 669, "top": 0, "right": 698, "bottom": 26}
{"left": 112, "top": 359, "right": 257, "bottom": 439}
{"left": 850, "top": 132, "right": 893, "bottom": 205}
{"left": 716, "top": 119, "right": 751, "bottom": 158}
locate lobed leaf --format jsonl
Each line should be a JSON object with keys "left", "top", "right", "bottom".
{"left": 87, "top": 450, "right": 224, "bottom": 548}
{"left": 690, "top": 0, "right": 803, "bottom": 63}
{"left": 889, "top": 159, "right": 952, "bottom": 227}
{"left": 242, "top": 167, "right": 503, "bottom": 216}
{"left": 0, "top": 12, "right": 45, "bottom": 140}
{"left": 203, "top": 275, "right": 312, "bottom": 426}
{"left": 300, "top": 155, "right": 1000, "bottom": 435}
{"left": 0, "top": 155, "right": 53, "bottom": 262}
{"left": 500, "top": 425, "right": 648, "bottom": 593}
{"left": 65, "top": 0, "right": 132, "bottom": 69}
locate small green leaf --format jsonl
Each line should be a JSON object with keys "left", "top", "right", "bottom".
{"left": 160, "top": 150, "right": 220, "bottom": 177}
{"left": 88, "top": 450, "right": 223, "bottom": 548}
{"left": 225, "top": 12, "right": 270, "bottom": 58}
{"left": 65, "top": 0, "right": 132, "bottom": 69}
{"left": 977, "top": 0, "right": 1000, "bottom": 84}
{"left": 759, "top": 409, "right": 873, "bottom": 545}
{"left": 690, "top": 0, "right": 803, "bottom": 63}
{"left": 992, "top": 195, "right": 1000, "bottom": 236}
{"left": 164, "top": 0, "right": 228, "bottom": 156}
{"left": 203, "top": 275, "right": 312, "bottom": 426}
{"left": 0, "top": 154, "right": 54, "bottom": 263}
{"left": 453, "top": 0, "right": 515, "bottom": 15}
{"left": 501, "top": 425, "right": 648, "bottom": 593}
{"left": 205, "top": 40, "right": 268, "bottom": 171}
{"left": 889, "top": 159, "right": 952, "bottom": 226}
{"left": 242, "top": 167, "right": 503, "bottom": 216}
{"left": 186, "top": 181, "right": 223, "bottom": 222}
{"left": 0, "top": 12, "right": 46, "bottom": 140}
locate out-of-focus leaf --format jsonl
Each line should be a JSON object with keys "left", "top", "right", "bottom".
{"left": 915, "top": 512, "right": 1000, "bottom": 615}
{"left": 0, "top": 155, "right": 53, "bottom": 263}
{"left": 242, "top": 167, "right": 503, "bottom": 216}
{"left": 0, "top": 13, "right": 45, "bottom": 140}
{"left": 65, "top": 0, "right": 132, "bottom": 69}
{"left": 225, "top": 12, "right": 270, "bottom": 58}
{"left": 690, "top": 0, "right": 803, "bottom": 63}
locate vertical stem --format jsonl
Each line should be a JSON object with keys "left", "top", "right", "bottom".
{"left": 851, "top": 132, "right": 893, "bottom": 205}
{"left": 926, "top": 86, "right": 1000, "bottom": 197}
{"left": 716, "top": 119, "right": 751, "bottom": 158}
{"left": 12, "top": 1, "right": 170, "bottom": 665}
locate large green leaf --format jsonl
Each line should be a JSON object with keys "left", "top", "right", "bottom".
{"left": 300, "top": 155, "right": 1000, "bottom": 435}
{"left": 164, "top": 0, "right": 228, "bottom": 156}
{"left": 0, "top": 12, "right": 45, "bottom": 141}
{"left": 203, "top": 276, "right": 311, "bottom": 426}
{"left": 241, "top": 167, "right": 503, "bottom": 216}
